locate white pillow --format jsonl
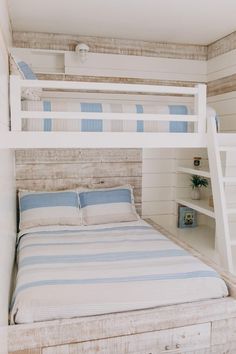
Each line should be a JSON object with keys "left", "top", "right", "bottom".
{"left": 78, "top": 185, "right": 139, "bottom": 225}
{"left": 18, "top": 190, "right": 82, "bottom": 230}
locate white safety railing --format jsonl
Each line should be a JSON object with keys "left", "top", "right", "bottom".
{"left": 10, "top": 75, "right": 207, "bottom": 134}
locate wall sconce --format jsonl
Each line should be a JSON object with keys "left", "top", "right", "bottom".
{"left": 75, "top": 43, "right": 90, "bottom": 63}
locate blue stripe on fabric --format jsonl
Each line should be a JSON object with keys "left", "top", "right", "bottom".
{"left": 81, "top": 103, "right": 103, "bottom": 132}
{"left": 20, "top": 192, "right": 78, "bottom": 212}
{"left": 169, "top": 105, "right": 188, "bottom": 132}
{"left": 11, "top": 271, "right": 219, "bottom": 305}
{"left": 79, "top": 189, "right": 132, "bottom": 208}
{"left": 43, "top": 100, "right": 52, "bottom": 132}
{"left": 19, "top": 249, "right": 188, "bottom": 267}
{"left": 17, "top": 61, "right": 37, "bottom": 80}
{"left": 17, "top": 225, "right": 153, "bottom": 245}
{"left": 20, "top": 226, "right": 152, "bottom": 236}
{"left": 19, "top": 237, "right": 169, "bottom": 250}
{"left": 136, "top": 104, "right": 144, "bottom": 132}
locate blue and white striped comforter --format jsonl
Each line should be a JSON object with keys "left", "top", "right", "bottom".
{"left": 22, "top": 101, "right": 192, "bottom": 132}
{"left": 11, "top": 220, "right": 228, "bottom": 324}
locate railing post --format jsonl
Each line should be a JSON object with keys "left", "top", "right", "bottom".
{"left": 10, "top": 75, "right": 22, "bottom": 131}
{"left": 194, "top": 84, "right": 206, "bottom": 134}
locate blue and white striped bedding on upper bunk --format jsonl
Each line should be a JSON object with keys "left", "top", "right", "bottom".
{"left": 21, "top": 100, "right": 193, "bottom": 132}
{"left": 11, "top": 219, "right": 228, "bottom": 324}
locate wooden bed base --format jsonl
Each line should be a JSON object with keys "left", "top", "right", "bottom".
{"left": 8, "top": 220, "right": 236, "bottom": 354}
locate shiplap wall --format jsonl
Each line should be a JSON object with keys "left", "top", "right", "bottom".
{"left": 12, "top": 31, "right": 209, "bottom": 227}
{"left": 142, "top": 148, "right": 211, "bottom": 228}
{"left": 207, "top": 33, "right": 236, "bottom": 132}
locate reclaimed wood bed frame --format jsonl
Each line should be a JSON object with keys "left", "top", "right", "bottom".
{"left": 8, "top": 220, "right": 236, "bottom": 354}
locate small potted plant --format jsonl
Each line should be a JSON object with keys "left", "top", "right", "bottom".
{"left": 190, "top": 175, "right": 208, "bottom": 200}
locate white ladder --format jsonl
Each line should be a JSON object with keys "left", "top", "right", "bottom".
{"left": 207, "top": 115, "right": 234, "bottom": 273}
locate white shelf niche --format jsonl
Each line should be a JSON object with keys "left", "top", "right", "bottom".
{"left": 177, "top": 198, "right": 215, "bottom": 219}
{"left": 177, "top": 165, "right": 213, "bottom": 218}
{"left": 177, "top": 166, "right": 210, "bottom": 178}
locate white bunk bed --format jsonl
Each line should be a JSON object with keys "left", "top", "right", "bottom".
{"left": 2, "top": 76, "right": 209, "bottom": 148}
{"left": 6, "top": 76, "right": 236, "bottom": 354}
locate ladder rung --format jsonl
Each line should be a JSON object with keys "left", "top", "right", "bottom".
{"left": 219, "top": 146, "right": 236, "bottom": 152}
{"left": 227, "top": 207, "right": 236, "bottom": 214}
{"left": 223, "top": 177, "right": 236, "bottom": 183}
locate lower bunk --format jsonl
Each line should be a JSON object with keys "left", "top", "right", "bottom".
{"left": 8, "top": 219, "right": 236, "bottom": 353}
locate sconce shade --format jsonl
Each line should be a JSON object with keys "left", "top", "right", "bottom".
{"left": 75, "top": 43, "right": 90, "bottom": 63}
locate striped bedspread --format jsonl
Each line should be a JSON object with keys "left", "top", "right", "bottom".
{"left": 22, "top": 100, "right": 192, "bottom": 132}
{"left": 11, "top": 220, "right": 228, "bottom": 324}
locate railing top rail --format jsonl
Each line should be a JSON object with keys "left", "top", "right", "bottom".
{"left": 10, "top": 75, "right": 202, "bottom": 95}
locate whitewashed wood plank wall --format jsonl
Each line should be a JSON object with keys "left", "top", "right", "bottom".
{"left": 12, "top": 31, "right": 207, "bottom": 60}
{"left": 15, "top": 149, "right": 142, "bottom": 215}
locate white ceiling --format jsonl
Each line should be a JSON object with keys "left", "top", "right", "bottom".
{"left": 7, "top": 0, "right": 236, "bottom": 45}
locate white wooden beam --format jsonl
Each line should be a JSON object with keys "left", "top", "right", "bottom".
{"left": 20, "top": 111, "right": 198, "bottom": 122}
{"left": 10, "top": 76, "right": 21, "bottom": 131}
{"left": 0, "top": 132, "right": 207, "bottom": 149}
{"left": 19, "top": 78, "right": 198, "bottom": 95}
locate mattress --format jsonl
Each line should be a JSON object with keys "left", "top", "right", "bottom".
{"left": 21, "top": 100, "right": 193, "bottom": 132}
{"left": 10, "top": 220, "right": 228, "bottom": 324}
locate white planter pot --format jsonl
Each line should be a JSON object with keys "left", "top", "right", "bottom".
{"left": 191, "top": 187, "right": 201, "bottom": 200}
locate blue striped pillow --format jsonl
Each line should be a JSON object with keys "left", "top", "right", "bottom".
{"left": 78, "top": 185, "right": 139, "bottom": 225}
{"left": 19, "top": 190, "right": 81, "bottom": 230}
{"left": 10, "top": 55, "right": 42, "bottom": 101}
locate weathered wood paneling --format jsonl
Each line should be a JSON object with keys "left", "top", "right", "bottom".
{"left": 208, "top": 73, "right": 236, "bottom": 97}
{"left": 15, "top": 149, "right": 142, "bottom": 164}
{"left": 15, "top": 148, "right": 142, "bottom": 214}
{"left": 8, "top": 298, "right": 236, "bottom": 352}
{"left": 37, "top": 73, "right": 200, "bottom": 89}
{"left": 211, "top": 317, "right": 236, "bottom": 347}
{"left": 42, "top": 323, "right": 211, "bottom": 354}
{"left": 15, "top": 177, "right": 141, "bottom": 193}
{"left": 208, "top": 31, "right": 236, "bottom": 59}
{"left": 9, "top": 350, "right": 41, "bottom": 354}
{"left": 13, "top": 31, "right": 207, "bottom": 60}
{"left": 16, "top": 162, "right": 141, "bottom": 180}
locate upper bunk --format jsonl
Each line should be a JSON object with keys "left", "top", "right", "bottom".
{"left": 0, "top": 42, "right": 236, "bottom": 149}
{"left": 1, "top": 75, "right": 213, "bottom": 149}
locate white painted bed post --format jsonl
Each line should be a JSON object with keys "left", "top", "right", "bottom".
{"left": 194, "top": 84, "right": 206, "bottom": 134}
{"left": 207, "top": 115, "right": 233, "bottom": 273}
{"left": 10, "top": 75, "right": 21, "bottom": 131}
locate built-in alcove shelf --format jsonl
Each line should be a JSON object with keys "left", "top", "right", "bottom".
{"left": 177, "top": 166, "right": 210, "bottom": 178}
{"left": 177, "top": 166, "right": 214, "bottom": 218}
{"left": 176, "top": 198, "right": 215, "bottom": 218}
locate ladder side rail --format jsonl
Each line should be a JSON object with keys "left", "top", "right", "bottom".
{"left": 207, "top": 115, "right": 233, "bottom": 272}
